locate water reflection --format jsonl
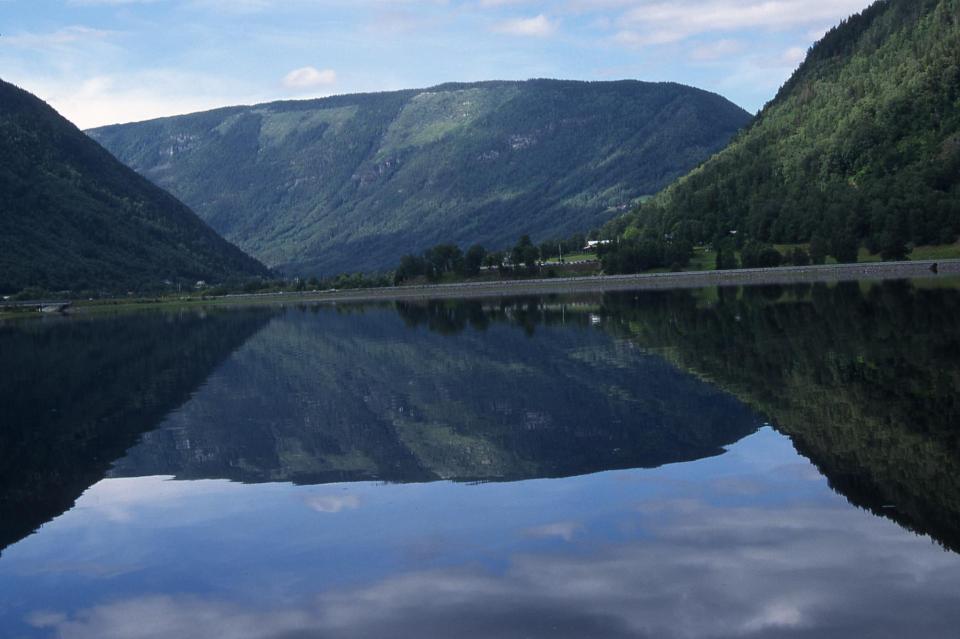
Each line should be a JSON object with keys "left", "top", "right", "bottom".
{"left": 596, "top": 281, "right": 960, "bottom": 552}
{"left": 7, "top": 431, "right": 960, "bottom": 639}
{"left": 2, "top": 281, "right": 960, "bottom": 638}
{"left": 110, "top": 300, "right": 760, "bottom": 485}
{"left": 0, "top": 309, "right": 273, "bottom": 554}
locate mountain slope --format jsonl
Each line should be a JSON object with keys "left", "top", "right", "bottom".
{"left": 88, "top": 79, "right": 751, "bottom": 275}
{"left": 0, "top": 79, "right": 268, "bottom": 293}
{"left": 608, "top": 0, "right": 960, "bottom": 253}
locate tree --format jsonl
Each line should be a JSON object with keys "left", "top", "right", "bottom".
{"left": 462, "top": 245, "right": 487, "bottom": 277}
{"left": 740, "top": 241, "right": 782, "bottom": 268}
{"left": 423, "top": 244, "right": 464, "bottom": 280}
{"left": 602, "top": 239, "right": 664, "bottom": 274}
{"left": 715, "top": 241, "right": 740, "bottom": 270}
{"left": 394, "top": 254, "right": 427, "bottom": 285}
{"left": 538, "top": 241, "right": 558, "bottom": 261}
{"left": 511, "top": 235, "right": 540, "bottom": 271}
{"left": 831, "top": 234, "right": 859, "bottom": 264}
{"left": 877, "top": 214, "right": 912, "bottom": 261}
{"left": 662, "top": 239, "right": 694, "bottom": 269}
{"left": 809, "top": 235, "right": 828, "bottom": 265}
{"left": 788, "top": 248, "right": 811, "bottom": 266}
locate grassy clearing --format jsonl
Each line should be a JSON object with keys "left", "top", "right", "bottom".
{"left": 544, "top": 252, "right": 597, "bottom": 264}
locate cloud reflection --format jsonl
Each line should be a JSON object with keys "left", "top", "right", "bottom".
{"left": 304, "top": 495, "right": 361, "bottom": 514}
{"left": 37, "top": 500, "right": 960, "bottom": 639}
{"left": 522, "top": 521, "right": 581, "bottom": 542}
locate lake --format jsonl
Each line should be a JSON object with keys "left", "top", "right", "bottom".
{"left": 2, "top": 280, "right": 960, "bottom": 638}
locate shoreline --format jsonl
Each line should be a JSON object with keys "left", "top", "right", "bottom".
{"left": 3, "top": 259, "right": 958, "bottom": 319}
{"left": 295, "top": 259, "right": 960, "bottom": 303}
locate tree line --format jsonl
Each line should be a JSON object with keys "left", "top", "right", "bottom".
{"left": 392, "top": 232, "right": 603, "bottom": 284}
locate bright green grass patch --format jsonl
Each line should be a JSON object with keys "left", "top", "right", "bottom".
{"left": 545, "top": 252, "right": 596, "bottom": 264}
{"left": 911, "top": 243, "right": 960, "bottom": 260}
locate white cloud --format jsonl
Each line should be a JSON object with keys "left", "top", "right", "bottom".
{"left": 4, "top": 68, "right": 279, "bottom": 129}
{"left": 3, "top": 26, "right": 117, "bottom": 50}
{"left": 304, "top": 494, "right": 360, "bottom": 513}
{"left": 189, "top": 0, "right": 275, "bottom": 12}
{"left": 282, "top": 66, "right": 338, "bottom": 90}
{"left": 690, "top": 38, "right": 745, "bottom": 61}
{"left": 493, "top": 14, "right": 556, "bottom": 37}
{"left": 781, "top": 45, "right": 807, "bottom": 65}
{"left": 593, "top": 0, "right": 870, "bottom": 49}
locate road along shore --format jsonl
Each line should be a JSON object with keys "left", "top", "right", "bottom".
{"left": 225, "top": 259, "right": 960, "bottom": 305}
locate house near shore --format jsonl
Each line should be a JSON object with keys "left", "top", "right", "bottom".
{"left": 584, "top": 240, "right": 613, "bottom": 251}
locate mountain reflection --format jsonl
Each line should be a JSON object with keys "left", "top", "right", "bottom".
{"left": 0, "top": 309, "right": 274, "bottom": 554}
{"left": 4, "top": 278, "right": 960, "bottom": 562}
{"left": 110, "top": 299, "right": 761, "bottom": 485}
{"left": 596, "top": 281, "right": 960, "bottom": 553}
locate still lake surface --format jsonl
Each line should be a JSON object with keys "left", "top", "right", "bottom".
{"left": 2, "top": 280, "right": 960, "bottom": 638}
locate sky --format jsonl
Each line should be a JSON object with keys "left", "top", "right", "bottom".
{"left": 1, "top": 0, "right": 875, "bottom": 130}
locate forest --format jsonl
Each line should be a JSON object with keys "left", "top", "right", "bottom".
{"left": 600, "top": 0, "right": 960, "bottom": 264}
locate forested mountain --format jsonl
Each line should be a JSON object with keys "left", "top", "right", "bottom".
{"left": 605, "top": 0, "right": 960, "bottom": 257}
{"left": 89, "top": 80, "right": 751, "bottom": 275}
{"left": 0, "top": 79, "right": 268, "bottom": 294}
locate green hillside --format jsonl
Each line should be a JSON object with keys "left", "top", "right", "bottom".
{"left": 605, "top": 0, "right": 960, "bottom": 258}
{"left": 0, "top": 79, "right": 268, "bottom": 294}
{"left": 88, "top": 80, "right": 751, "bottom": 275}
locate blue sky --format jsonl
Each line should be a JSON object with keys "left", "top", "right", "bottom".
{"left": 2, "top": 0, "right": 873, "bottom": 129}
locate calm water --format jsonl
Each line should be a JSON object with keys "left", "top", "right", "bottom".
{"left": 2, "top": 281, "right": 960, "bottom": 638}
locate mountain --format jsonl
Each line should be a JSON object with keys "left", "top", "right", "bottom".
{"left": 607, "top": 0, "right": 960, "bottom": 257}
{"left": 88, "top": 80, "right": 752, "bottom": 275}
{"left": 0, "top": 79, "right": 268, "bottom": 294}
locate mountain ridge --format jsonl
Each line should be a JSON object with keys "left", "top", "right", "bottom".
{"left": 89, "top": 79, "right": 752, "bottom": 275}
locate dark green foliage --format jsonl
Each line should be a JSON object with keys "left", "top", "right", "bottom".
{"left": 831, "top": 234, "right": 860, "bottom": 263}
{"left": 394, "top": 254, "right": 427, "bottom": 285}
{"left": 394, "top": 243, "right": 466, "bottom": 283}
{"left": 600, "top": 237, "right": 693, "bottom": 275}
{"left": 741, "top": 241, "right": 783, "bottom": 268}
{"left": 511, "top": 235, "right": 540, "bottom": 271}
{"left": 608, "top": 0, "right": 960, "bottom": 255}
{"left": 809, "top": 235, "right": 829, "bottom": 264}
{"left": 89, "top": 80, "right": 751, "bottom": 275}
{"left": 715, "top": 239, "right": 741, "bottom": 270}
{"left": 463, "top": 245, "right": 487, "bottom": 277}
{"left": 0, "top": 79, "right": 268, "bottom": 294}
{"left": 424, "top": 244, "right": 464, "bottom": 280}
{"left": 786, "top": 247, "right": 811, "bottom": 266}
